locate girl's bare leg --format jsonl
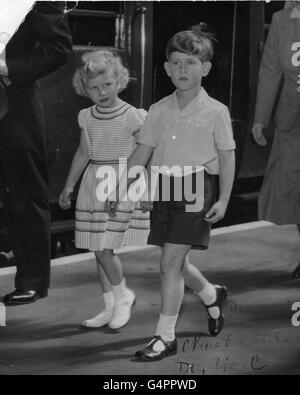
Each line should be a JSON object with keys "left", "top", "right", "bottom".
{"left": 95, "top": 257, "right": 113, "bottom": 293}
{"left": 95, "top": 249, "right": 123, "bottom": 286}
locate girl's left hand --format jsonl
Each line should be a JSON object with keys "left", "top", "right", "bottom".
{"left": 204, "top": 201, "right": 227, "bottom": 224}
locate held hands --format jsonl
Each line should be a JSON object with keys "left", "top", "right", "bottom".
{"left": 252, "top": 123, "right": 267, "bottom": 147}
{"left": 105, "top": 191, "right": 119, "bottom": 218}
{"left": 105, "top": 200, "right": 152, "bottom": 216}
{"left": 204, "top": 201, "right": 227, "bottom": 224}
{"left": 59, "top": 187, "right": 74, "bottom": 210}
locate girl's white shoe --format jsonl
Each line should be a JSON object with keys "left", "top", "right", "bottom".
{"left": 108, "top": 289, "right": 136, "bottom": 330}
{"left": 82, "top": 311, "right": 113, "bottom": 328}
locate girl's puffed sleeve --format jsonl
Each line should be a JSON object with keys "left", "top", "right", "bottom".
{"left": 128, "top": 108, "right": 148, "bottom": 139}
{"left": 78, "top": 109, "right": 86, "bottom": 131}
{"left": 78, "top": 108, "right": 91, "bottom": 151}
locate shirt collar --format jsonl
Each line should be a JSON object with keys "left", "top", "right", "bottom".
{"left": 290, "top": 6, "right": 300, "bottom": 19}
{"left": 172, "top": 87, "right": 209, "bottom": 114}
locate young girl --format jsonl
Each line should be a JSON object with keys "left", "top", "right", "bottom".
{"left": 59, "top": 50, "right": 150, "bottom": 330}
{"left": 107, "top": 23, "right": 236, "bottom": 360}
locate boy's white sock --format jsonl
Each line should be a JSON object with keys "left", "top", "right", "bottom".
{"left": 195, "top": 282, "right": 216, "bottom": 305}
{"left": 155, "top": 314, "right": 178, "bottom": 347}
{"left": 195, "top": 283, "right": 220, "bottom": 319}
{"left": 82, "top": 291, "right": 114, "bottom": 328}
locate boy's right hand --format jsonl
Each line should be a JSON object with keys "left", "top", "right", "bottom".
{"left": 59, "top": 187, "right": 74, "bottom": 210}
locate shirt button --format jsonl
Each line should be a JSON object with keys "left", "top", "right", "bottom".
{"left": 172, "top": 135, "right": 177, "bottom": 140}
{"left": 5, "top": 188, "right": 10, "bottom": 193}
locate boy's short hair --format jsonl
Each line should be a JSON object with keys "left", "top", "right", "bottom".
{"left": 73, "top": 50, "right": 129, "bottom": 97}
{"left": 166, "top": 22, "right": 217, "bottom": 62}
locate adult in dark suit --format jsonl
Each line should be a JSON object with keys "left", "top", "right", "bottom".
{"left": 0, "top": 1, "right": 72, "bottom": 305}
{"left": 252, "top": 1, "right": 300, "bottom": 278}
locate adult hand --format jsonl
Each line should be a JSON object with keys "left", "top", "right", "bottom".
{"left": 59, "top": 187, "right": 74, "bottom": 210}
{"left": 0, "top": 62, "right": 8, "bottom": 77}
{"left": 252, "top": 123, "right": 267, "bottom": 147}
{"left": 204, "top": 201, "right": 227, "bottom": 224}
{"left": 0, "top": 49, "right": 8, "bottom": 77}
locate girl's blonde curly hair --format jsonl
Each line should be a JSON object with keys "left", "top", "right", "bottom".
{"left": 73, "top": 50, "right": 129, "bottom": 97}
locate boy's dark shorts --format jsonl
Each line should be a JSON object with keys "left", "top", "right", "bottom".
{"left": 148, "top": 172, "right": 217, "bottom": 250}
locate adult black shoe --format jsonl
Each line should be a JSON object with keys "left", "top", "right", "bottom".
{"left": 204, "top": 285, "right": 228, "bottom": 337}
{"left": 134, "top": 336, "right": 177, "bottom": 361}
{"left": 2, "top": 289, "right": 45, "bottom": 306}
{"left": 292, "top": 264, "right": 300, "bottom": 279}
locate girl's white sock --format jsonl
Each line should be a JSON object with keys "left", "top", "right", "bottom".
{"left": 112, "top": 279, "right": 128, "bottom": 302}
{"left": 103, "top": 291, "right": 114, "bottom": 311}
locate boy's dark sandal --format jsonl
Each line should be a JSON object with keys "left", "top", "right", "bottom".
{"left": 204, "top": 285, "right": 228, "bottom": 337}
{"left": 2, "top": 289, "right": 45, "bottom": 306}
{"left": 134, "top": 336, "right": 177, "bottom": 361}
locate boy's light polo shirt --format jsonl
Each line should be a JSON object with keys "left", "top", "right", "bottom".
{"left": 137, "top": 88, "right": 236, "bottom": 175}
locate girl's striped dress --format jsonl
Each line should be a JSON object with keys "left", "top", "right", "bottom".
{"left": 75, "top": 101, "right": 150, "bottom": 251}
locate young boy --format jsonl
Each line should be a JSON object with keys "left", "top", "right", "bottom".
{"left": 106, "top": 23, "right": 236, "bottom": 361}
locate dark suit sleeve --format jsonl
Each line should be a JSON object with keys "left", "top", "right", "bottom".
{"left": 254, "top": 13, "right": 282, "bottom": 127}
{"left": 6, "top": 1, "right": 72, "bottom": 84}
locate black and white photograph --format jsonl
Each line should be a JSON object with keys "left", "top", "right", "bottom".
{"left": 0, "top": 0, "right": 299, "bottom": 378}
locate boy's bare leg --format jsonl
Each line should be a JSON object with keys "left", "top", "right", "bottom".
{"left": 160, "top": 243, "right": 191, "bottom": 316}
{"left": 147, "top": 243, "right": 190, "bottom": 348}
{"left": 183, "top": 255, "right": 220, "bottom": 316}
{"left": 183, "top": 255, "right": 211, "bottom": 292}
{"left": 134, "top": 243, "right": 188, "bottom": 360}
{"left": 183, "top": 254, "right": 228, "bottom": 337}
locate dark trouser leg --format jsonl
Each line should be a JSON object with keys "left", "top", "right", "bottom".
{"left": 293, "top": 226, "right": 300, "bottom": 278}
{"left": 0, "top": 148, "right": 50, "bottom": 294}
